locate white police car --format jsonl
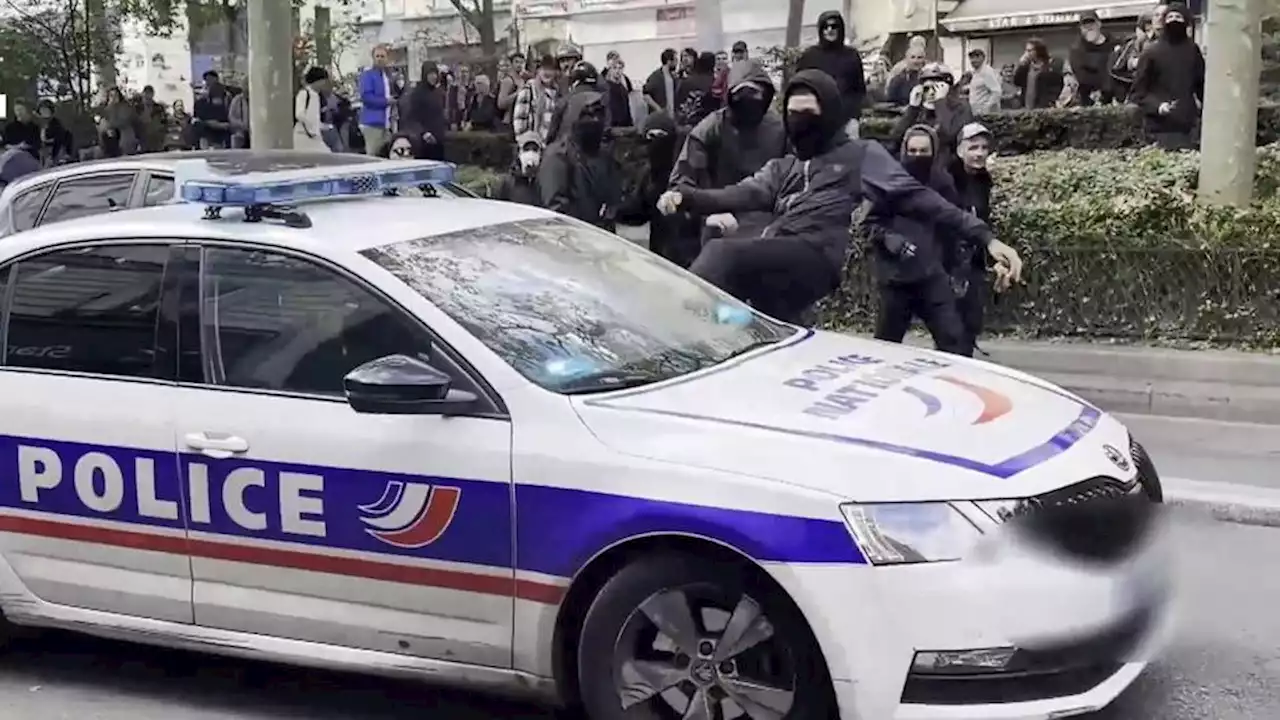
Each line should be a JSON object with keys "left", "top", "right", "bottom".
{"left": 0, "top": 161, "right": 1170, "bottom": 720}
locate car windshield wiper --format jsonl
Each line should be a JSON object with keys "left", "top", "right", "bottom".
{"left": 720, "top": 338, "right": 782, "bottom": 362}
{"left": 557, "top": 369, "right": 668, "bottom": 395}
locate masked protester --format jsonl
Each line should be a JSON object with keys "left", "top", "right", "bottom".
{"left": 866, "top": 125, "right": 968, "bottom": 355}
{"left": 670, "top": 59, "right": 788, "bottom": 258}
{"left": 948, "top": 122, "right": 1003, "bottom": 356}
{"left": 890, "top": 62, "right": 973, "bottom": 160}
{"left": 617, "top": 112, "right": 688, "bottom": 263}
{"left": 1110, "top": 13, "right": 1155, "bottom": 102}
{"left": 400, "top": 62, "right": 448, "bottom": 160}
{"left": 1130, "top": 3, "right": 1204, "bottom": 150}
{"left": 539, "top": 90, "right": 622, "bottom": 230}
{"left": 494, "top": 131, "right": 544, "bottom": 206}
{"left": 544, "top": 61, "right": 612, "bottom": 144}
{"left": 796, "top": 10, "right": 867, "bottom": 135}
{"left": 657, "top": 70, "right": 1023, "bottom": 325}
{"left": 1069, "top": 10, "right": 1116, "bottom": 106}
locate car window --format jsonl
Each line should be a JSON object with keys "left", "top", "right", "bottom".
{"left": 201, "top": 247, "right": 434, "bottom": 397}
{"left": 41, "top": 173, "right": 137, "bottom": 226}
{"left": 11, "top": 183, "right": 53, "bottom": 232}
{"left": 143, "top": 174, "right": 175, "bottom": 206}
{"left": 362, "top": 217, "right": 795, "bottom": 394}
{"left": 2, "top": 244, "right": 169, "bottom": 379}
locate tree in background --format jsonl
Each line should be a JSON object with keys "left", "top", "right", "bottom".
{"left": 447, "top": 0, "right": 498, "bottom": 60}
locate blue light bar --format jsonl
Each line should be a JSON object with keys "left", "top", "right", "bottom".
{"left": 179, "top": 160, "right": 456, "bottom": 207}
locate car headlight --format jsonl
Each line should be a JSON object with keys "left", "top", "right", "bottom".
{"left": 840, "top": 502, "right": 983, "bottom": 565}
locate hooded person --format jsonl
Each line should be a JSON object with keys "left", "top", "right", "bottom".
{"left": 657, "top": 70, "right": 1023, "bottom": 324}
{"left": 494, "top": 130, "right": 545, "bottom": 207}
{"left": 670, "top": 59, "right": 788, "bottom": 249}
{"left": 400, "top": 61, "right": 449, "bottom": 160}
{"left": 538, "top": 89, "right": 622, "bottom": 230}
{"left": 543, "top": 60, "right": 612, "bottom": 144}
{"left": 616, "top": 111, "right": 690, "bottom": 265}
{"left": 795, "top": 10, "right": 867, "bottom": 133}
{"left": 865, "top": 124, "right": 968, "bottom": 355}
{"left": 1129, "top": 2, "right": 1204, "bottom": 150}
{"left": 889, "top": 62, "right": 973, "bottom": 160}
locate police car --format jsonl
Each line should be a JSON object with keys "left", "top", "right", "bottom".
{"left": 0, "top": 160, "right": 1170, "bottom": 720}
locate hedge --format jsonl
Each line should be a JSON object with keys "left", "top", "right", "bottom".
{"left": 451, "top": 123, "right": 1280, "bottom": 348}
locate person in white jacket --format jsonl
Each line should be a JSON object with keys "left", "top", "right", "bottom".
{"left": 293, "top": 67, "right": 333, "bottom": 151}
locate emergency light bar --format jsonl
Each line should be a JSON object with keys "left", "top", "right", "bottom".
{"left": 179, "top": 160, "right": 457, "bottom": 207}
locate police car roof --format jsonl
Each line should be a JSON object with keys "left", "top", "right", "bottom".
{"left": 2, "top": 196, "right": 561, "bottom": 260}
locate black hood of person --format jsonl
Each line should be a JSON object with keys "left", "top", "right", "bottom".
{"left": 725, "top": 59, "right": 776, "bottom": 128}
{"left": 563, "top": 89, "right": 608, "bottom": 153}
{"left": 898, "top": 124, "right": 942, "bottom": 184}
{"left": 817, "top": 10, "right": 846, "bottom": 48}
{"left": 783, "top": 69, "right": 844, "bottom": 160}
{"left": 1162, "top": 2, "right": 1191, "bottom": 42}
{"left": 640, "top": 110, "right": 677, "bottom": 180}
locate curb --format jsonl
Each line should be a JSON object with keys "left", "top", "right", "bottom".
{"left": 1163, "top": 478, "right": 1280, "bottom": 528}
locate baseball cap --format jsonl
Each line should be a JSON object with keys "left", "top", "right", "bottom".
{"left": 967, "top": 47, "right": 985, "bottom": 57}
{"left": 920, "top": 62, "right": 955, "bottom": 84}
{"left": 959, "top": 122, "right": 992, "bottom": 142}
{"left": 732, "top": 40, "right": 748, "bottom": 53}
{"left": 1080, "top": 9, "right": 1101, "bottom": 23}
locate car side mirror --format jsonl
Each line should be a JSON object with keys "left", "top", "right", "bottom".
{"left": 342, "top": 353, "right": 477, "bottom": 415}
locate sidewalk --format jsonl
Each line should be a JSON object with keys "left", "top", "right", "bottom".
{"left": 902, "top": 337, "right": 1280, "bottom": 424}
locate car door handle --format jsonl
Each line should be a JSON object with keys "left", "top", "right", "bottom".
{"left": 184, "top": 432, "right": 249, "bottom": 459}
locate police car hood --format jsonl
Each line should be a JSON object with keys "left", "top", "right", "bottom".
{"left": 572, "top": 330, "right": 1135, "bottom": 502}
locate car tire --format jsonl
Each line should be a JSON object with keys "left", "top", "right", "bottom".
{"left": 576, "top": 553, "right": 835, "bottom": 720}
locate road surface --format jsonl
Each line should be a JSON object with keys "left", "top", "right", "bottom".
{"left": 0, "top": 420, "right": 1276, "bottom": 719}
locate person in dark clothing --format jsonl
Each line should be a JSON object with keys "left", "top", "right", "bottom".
{"left": 605, "top": 56, "right": 635, "bottom": 128}
{"left": 643, "top": 48, "right": 681, "bottom": 115}
{"left": 1068, "top": 10, "right": 1117, "bottom": 106}
{"left": 0, "top": 136, "right": 41, "bottom": 189}
{"left": 948, "top": 122, "right": 1003, "bottom": 356}
{"left": 400, "top": 62, "right": 449, "bottom": 161}
{"left": 1013, "top": 38, "right": 1066, "bottom": 110}
{"left": 539, "top": 90, "right": 622, "bottom": 230}
{"left": 1110, "top": 13, "right": 1155, "bottom": 102}
{"left": 618, "top": 112, "right": 689, "bottom": 264}
{"left": 658, "top": 70, "right": 1022, "bottom": 324}
{"left": 494, "top": 131, "right": 544, "bottom": 206}
{"left": 670, "top": 59, "right": 788, "bottom": 257}
{"left": 674, "top": 52, "right": 719, "bottom": 127}
{"left": 465, "top": 74, "right": 500, "bottom": 131}
{"left": 35, "top": 100, "right": 71, "bottom": 166}
{"left": 886, "top": 45, "right": 927, "bottom": 107}
{"left": 193, "top": 70, "right": 231, "bottom": 148}
{"left": 889, "top": 62, "right": 973, "bottom": 160}
{"left": 1130, "top": 3, "right": 1205, "bottom": 150}
{"left": 796, "top": 10, "right": 867, "bottom": 133}
{"left": 869, "top": 125, "right": 967, "bottom": 355}
{"left": 544, "top": 61, "right": 613, "bottom": 144}
{"left": 3, "top": 102, "right": 41, "bottom": 160}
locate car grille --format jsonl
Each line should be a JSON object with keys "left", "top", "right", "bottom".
{"left": 1131, "top": 439, "right": 1164, "bottom": 502}
{"left": 1002, "top": 476, "right": 1156, "bottom": 563}
{"left": 900, "top": 605, "right": 1153, "bottom": 705}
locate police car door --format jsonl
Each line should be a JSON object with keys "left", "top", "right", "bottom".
{"left": 0, "top": 242, "right": 193, "bottom": 624}
{"left": 173, "top": 243, "right": 514, "bottom": 668}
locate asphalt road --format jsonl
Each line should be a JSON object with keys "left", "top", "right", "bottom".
{"left": 0, "top": 507, "right": 1271, "bottom": 719}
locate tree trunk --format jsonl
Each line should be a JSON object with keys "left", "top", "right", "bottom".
{"left": 479, "top": 0, "right": 497, "bottom": 58}
{"left": 785, "top": 0, "right": 806, "bottom": 50}
{"left": 85, "top": 0, "right": 117, "bottom": 89}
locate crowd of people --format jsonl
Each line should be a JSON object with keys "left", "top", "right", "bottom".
{"left": 0, "top": 2, "right": 1207, "bottom": 356}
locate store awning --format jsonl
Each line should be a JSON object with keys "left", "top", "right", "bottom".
{"left": 940, "top": 0, "right": 1150, "bottom": 33}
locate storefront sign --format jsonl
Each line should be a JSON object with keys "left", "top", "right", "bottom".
{"left": 942, "top": 2, "right": 1150, "bottom": 33}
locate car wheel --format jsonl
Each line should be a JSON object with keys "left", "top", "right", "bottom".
{"left": 577, "top": 554, "right": 834, "bottom": 720}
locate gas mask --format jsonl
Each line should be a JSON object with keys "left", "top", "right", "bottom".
{"left": 921, "top": 80, "right": 950, "bottom": 109}
{"left": 518, "top": 149, "right": 541, "bottom": 174}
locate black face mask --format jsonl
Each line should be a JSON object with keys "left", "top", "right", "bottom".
{"left": 902, "top": 156, "right": 934, "bottom": 183}
{"left": 574, "top": 116, "right": 605, "bottom": 151}
{"left": 729, "top": 97, "right": 767, "bottom": 128}
{"left": 786, "top": 111, "right": 826, "bottom": 160}
{"left": 1164, "top": 21, "right": 1188, "bottom": 42}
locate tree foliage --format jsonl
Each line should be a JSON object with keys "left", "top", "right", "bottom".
{"left": 0, "top": 0, "right": 117, "bottom": 107}
{"left": 446, "top": 0, "right": 498, "bottom": 57}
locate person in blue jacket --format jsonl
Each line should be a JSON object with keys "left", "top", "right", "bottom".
{"left": 358, "top": 44, "right": 396, "bottom": 156}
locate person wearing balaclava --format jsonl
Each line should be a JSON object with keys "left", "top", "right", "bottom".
{"left": 796, "top": 10, "right": 867, "bottom": 134}
{"left": 400, "top": 62, "right": 449, "bottom": 161}
{"left": 1130, "top": 2, "right": 1204, "bottom": 150}
{"left": 544, "top": 60, "right": 612, "bottom": 145}
{"left": 539, "top": 89, "right": 621, "bottom": 230}
{"left": 494, "top": 131, "right": 544, "bottom": 207}
{"left": 656, "top": 69, "right": 1023, "bottom": 324}
{"left": 865, "top": 124, "right": 968, "bottom": 355}
{"left": 669, "top": 59, "right": 787, "bottom": 257}
{"left": 889, "top": 62, "right": 973, "bottom": 161}
{"left": 616, "top": 112, "right": 689, "bottom": 264}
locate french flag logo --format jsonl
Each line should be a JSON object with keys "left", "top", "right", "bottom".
{"left": 358, "top": 480, "right": 461, "bottom": 549}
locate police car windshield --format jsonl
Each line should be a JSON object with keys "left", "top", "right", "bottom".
{"left": 363, "top": 217, "right": 795, "bottom": 393}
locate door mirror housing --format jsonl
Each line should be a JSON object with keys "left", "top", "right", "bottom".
{"left": 343, "top": 354, "right": 477, "bottom": 415}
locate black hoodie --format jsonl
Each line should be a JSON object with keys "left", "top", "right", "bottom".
{"left": 618, "top": 112, "right": 692, "bottom": 264}
{"left": 538, "top": 90, "right": 622, "bottom": 229}
{"left": 1130, "top": 2, "right": 1205, "bottom": 135}
{"left": 795, "top": 11, "right": 867, "bottom": 122}
{"left": 679, "top": 70, "right": 991, "bottom": 279}
{"left": 1069, "top": 30, "right": 1115, "bottom": 95}
{"left": 400, "top": 62, "right": 448, "bottom": 150}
